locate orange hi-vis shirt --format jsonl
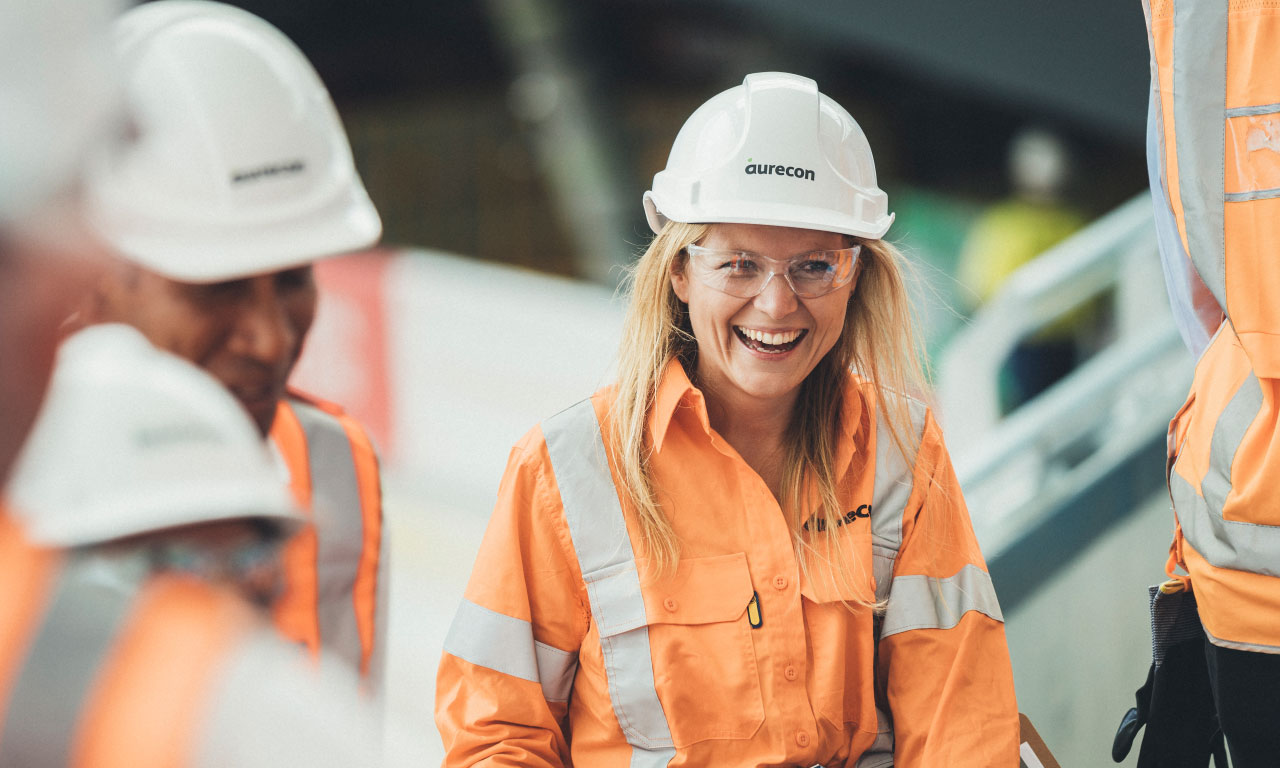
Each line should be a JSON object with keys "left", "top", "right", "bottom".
{"left": 436, "top": 363, "right": 1018, "bottom": 767}
{"left": 0, "top": 514, "right": 383, "bottom": 767}
{"left": 1146, "top": 0, "right": 1280, "bottom": 652}
{"left": 270, "top": 390, "right": 386, "bottom": 689}
{"left": 1166, "top": 323, "right": 1280, "bottom": 652}
{"left": 1146, "top": 0, "right": 1280, "bottom": 370}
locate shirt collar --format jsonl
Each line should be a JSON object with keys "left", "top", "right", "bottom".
{"left": 647, "top": 357, "right": 868, "bottom": 467}
{"left": 648, "top": 358, "right": 709, "bottom": 454}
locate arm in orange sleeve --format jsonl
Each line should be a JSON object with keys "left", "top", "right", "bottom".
{"left": 878, "top": 411, "right": 1019, "bottom": 767}
{"left": 435, "top": 432, "right": 590, "bottom": 768}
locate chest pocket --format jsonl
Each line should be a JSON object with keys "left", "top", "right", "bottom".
{"left": 637, "top": 552, "right": 764, "bottom": 747}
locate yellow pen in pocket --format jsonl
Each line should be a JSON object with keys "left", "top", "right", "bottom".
{"left": 747, "top": 591, "right": 762, "bottom": 628}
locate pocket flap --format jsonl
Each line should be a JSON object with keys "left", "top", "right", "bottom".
{"left": 642, "top": 552, "right": 754, "bottom": 625}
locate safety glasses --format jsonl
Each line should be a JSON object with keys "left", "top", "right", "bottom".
{"left": 684, "top": 243, "right": 861, "bottom": 299}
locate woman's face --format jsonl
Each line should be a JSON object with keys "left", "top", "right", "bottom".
{"left": 670, "top": 222, "right": 856, "bottom": 413}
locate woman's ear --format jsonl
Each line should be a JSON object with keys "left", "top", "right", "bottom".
{"left": 670, "top": 259, "right": 690, "bottom": 303}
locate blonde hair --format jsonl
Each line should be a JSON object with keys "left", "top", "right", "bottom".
{"left": 613, "top": 221, "right": 928, "bottom": 603}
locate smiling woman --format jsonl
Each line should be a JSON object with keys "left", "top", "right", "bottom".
{"left": 437, "top": 72, "right": 1018, "bottom": 768}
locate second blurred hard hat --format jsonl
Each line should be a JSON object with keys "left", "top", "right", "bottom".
{"left": 7, "top": 324, "right": 300, "bottom": 547}
{"left": 644, "top": 72, "right": 893, "bottom": 239}
{"left": 86, "top": 0, "right": 381, "bottom": 283}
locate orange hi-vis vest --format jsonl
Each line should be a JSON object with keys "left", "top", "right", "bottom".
{"left": 0, "top": 514, "right": 388, "bottom": 767}
{"left": 436, "top": 364, "right": 1017, "bottom": 767}
{"left": 270, "top": 391, "right": 386, "bottom": 686}
{"left": 0, "top": 514, "right": 254, "bottom": 768}
{"left": 1146, "top": 0, "right": 1280, "bottom": 653}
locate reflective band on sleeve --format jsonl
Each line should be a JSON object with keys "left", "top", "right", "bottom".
{"left": 1149, "top": 82, "right": 1214, "bottom": 357}
{"left": 291, "top": 401, "right": 366, "bottom": 674}
{"left": 880, "top": 564, "right": 1004, "bottom": 639}
{"left": 443, "top": 598, "right": 578, "bottom": 702}
{"left": 1171, "top": 371, "right": 1280, "bottom": 575}
{"left": 1225, "top": 188, "right": 1280, "bottom": 203}
{"left": 869, "top": 397, "right": 927, "bottom": 602}
{"left": 542, "top": 400, "right": 675, "bottom": 762}
{"left": 0, "top": 565, "right": 134, "bottom": 768}
{"left": 1171, "top": 0, "right": 1228, "bottom": 311}
{"left": 1226, "top": 103, "right": 1280, "bottom": 118}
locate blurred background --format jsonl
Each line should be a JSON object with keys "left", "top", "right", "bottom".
{"left": 181, "top": 0, "right": 1186, "bottom": 764}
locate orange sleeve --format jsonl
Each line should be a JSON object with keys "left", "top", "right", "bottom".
{"left": 879, "top": 412, "right": 1019, "bottom": 767}
{"left": 435, "top": 431, "right": 590, "bottom": 767}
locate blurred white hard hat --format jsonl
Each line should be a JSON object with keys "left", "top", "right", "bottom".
{"left": 7, "top": 324, "right": 300, "bottom": 547}
{"left": 644, "top": 72, "right": 893, "bottom": 239}
{"left": 0, "top": 0, "right": 124, "bottom": 225}
{"left": 85, "top": 0, "right": 382, "bottom": 283}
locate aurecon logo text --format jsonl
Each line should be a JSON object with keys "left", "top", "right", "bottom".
{"left": 231, "top": 160, "right": 306, "bottom": 184}
{"left": 744, "top": 158, "right": 815, "bottom": 181}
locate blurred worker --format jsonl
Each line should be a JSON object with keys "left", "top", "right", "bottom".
{"left": 956, "top": 127, "right": 1089, "bottom": 411}
{"left": 3, "top": 325, "right": 383, "bottom": 766}
{"left": 436, "top": 72, "right": 1017, "bottom": 766}
{"left": 1133, "top": 1, "right": 1280, "bottom": 765}
{"left": 0, "top": 0, "right": 121, "bottom": 487}
{"left": 1, "top": 4, "right": 383, "bottom": 758}
{"left": 76, "top": 0, "right": 388, "bottom": 688}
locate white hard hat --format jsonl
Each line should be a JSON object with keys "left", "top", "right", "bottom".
{"left": 0, "top": 0, "right": 124, "bottom": 225}
{"left": 85, "top": 0, "right": 382, "bottom": 283}
{"left": 7, "top": 324, "right": 301, "bottom": 548}
{"left": 644, "top": 72, "right": 893, "bottom": 239}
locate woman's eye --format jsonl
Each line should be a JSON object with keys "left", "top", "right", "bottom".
{"left": 720, "top": 257, "right": 758, "bottom": 273}
{"left": 796, "top": 259, "right": 834, "bottom": 275}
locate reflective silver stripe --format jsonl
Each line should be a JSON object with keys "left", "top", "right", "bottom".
{"left": 1225, "top": 188, "right": 1280, "bottom": 203}
{"left": 1204, "top": 623, "right": 1280, "bottom": 655}
{"left": 443, "top": 598, "right": 579, "bottom": 702}
{"left": 870, "top": 395, "right": 927, "bottom": 602}
{"left": 1149, "top": 75, "right": 1214, "bottom": 357}
{"left": 1172, "top": 370, "right": 1280, "bottom": 574}
{"left": 1225, "top": 103, "right": 1280, "bottom": 118}
{"left": 1171, "top": 0, "right": 1228, "bottom": 311}
{"left": 0, "top": 563, "right": 135, "bottom": 768}
{"left": 542, "top": 400, "right": 674, "bottom": 762}
{"left": 290, "top": 400, "right": 367, "bottom": 674}
{"left": 880, "top": 564, "right": 1004, "bottom": 639}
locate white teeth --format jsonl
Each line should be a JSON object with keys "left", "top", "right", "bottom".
{"left": 738, "top": 327, "right": 801, "bottom": 345}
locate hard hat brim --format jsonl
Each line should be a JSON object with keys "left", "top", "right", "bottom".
{"left": 644, "top": 191, "right": 893, "bottom": 241}
{"left": 92, "top": 186, "right": 382, "bottom": 283}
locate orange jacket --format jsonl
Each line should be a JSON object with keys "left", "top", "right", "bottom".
{"left": 270, "top": 391, "right": 386, "bottom": 687}
{"left": 1165, "top": 323, "right": 1280, "bottom": 651}
{"left": 0, "top": 514, "right": 383, "bottom": 767}
{"left": 436, "top": 363, "right": 1017, "bottom": 767}
{"left": 1147, "top": 0, "right": 1280, "bottom": 651}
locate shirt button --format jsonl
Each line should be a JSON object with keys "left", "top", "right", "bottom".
{"left": 795, "top": 731, "right": 810, "bottom": 747}
{"left": 784, "top": 665, "right": 799, "bottom": 681}
{"left": 663, "top": 597, "right": 678, "bottom": 612}
{"left": 773, "top": 575, "right": 788, "bottom": 590}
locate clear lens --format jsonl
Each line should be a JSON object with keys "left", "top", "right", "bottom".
{"left": 685, "top": 244, "right": 860, "bottom": 298}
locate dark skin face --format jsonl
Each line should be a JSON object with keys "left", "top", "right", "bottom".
{"left": 90, "top": 264, "right": 318, "bottom": 436}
